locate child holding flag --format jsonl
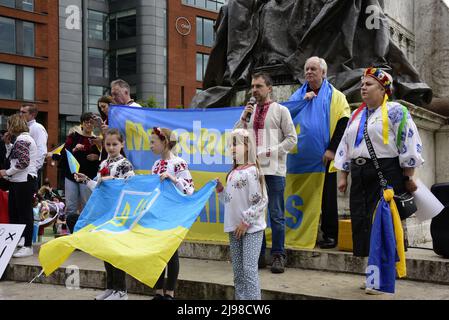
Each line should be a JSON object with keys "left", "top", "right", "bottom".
{"left": 74, "top": 128, "right": 134, "bottom": 300}
{"left": 150, "top": 127, "right": 194, "bottom": 300}
{"left": 216, "top": 129, "right": 268, "bottom": 300}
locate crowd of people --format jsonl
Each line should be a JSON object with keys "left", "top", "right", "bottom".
{"left": 0, "top": 60, "right": 424, "bottom": 300}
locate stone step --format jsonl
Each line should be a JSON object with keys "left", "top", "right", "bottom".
{"left": 178, "top": 241, "right": 449, "bottom": 285}
{"left": 3, "top": 246, "right": 449, "bottom": 300}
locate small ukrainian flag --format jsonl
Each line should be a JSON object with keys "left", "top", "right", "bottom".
{"left": 65, "top": 150, "right": 80, "bottom": 174}
{"left": 50, "top": 144, "right": 65, "bottom": 155}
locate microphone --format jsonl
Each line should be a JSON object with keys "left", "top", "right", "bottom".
{"left": 245, "top": 97, "right": 257, "bottom": 123}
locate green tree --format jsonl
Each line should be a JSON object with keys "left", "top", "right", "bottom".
{"left": 137, "top": 96, "right": 160, "bottom": 108}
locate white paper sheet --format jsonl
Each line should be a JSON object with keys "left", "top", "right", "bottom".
{"left": 413, "top": 179, "right": 445, "bottom": 222}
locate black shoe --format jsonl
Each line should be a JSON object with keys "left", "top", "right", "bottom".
{"left": 152, "top": 294, "right": 164, "bottom": 300}
{"left": 270, "top": 254, "right": 285, "bottom": 274}
{"left": 164, "top": 294, "right": 175, "bottom": 300}
{"left": 258, "top": 255, "right": 267, "bottom": 269}
{"left": 319, "top": 237, "right": 337, "bottom": 249}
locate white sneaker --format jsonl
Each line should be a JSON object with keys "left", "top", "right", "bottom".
{"left": 95, "top": 289, "right": 114, "bottom": 300}
{"left": 17, "top": 237, "right": 25, "bottom": 247}
{"left": 104, "top": 290, "right": 128, "bottom": 300}
{"left": 365, "top": 287, "right": 385, "bottom": 295}
{"left": 13, "top": 246, "right": 33, "bottom": 258}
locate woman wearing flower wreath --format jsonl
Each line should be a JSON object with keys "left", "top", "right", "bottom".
{"left": 334, "top": 67, "right": 424, "bottom": 259}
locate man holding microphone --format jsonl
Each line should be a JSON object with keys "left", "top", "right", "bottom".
{"left": 234, "top": 72, "right": 297, "bottom": 273}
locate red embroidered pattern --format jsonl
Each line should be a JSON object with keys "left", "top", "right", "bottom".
{"left": 253, "top": 101, "right": 271, "bottom": 146}
{"left": 152, "top": 160, "right": 168, "bottom": 174}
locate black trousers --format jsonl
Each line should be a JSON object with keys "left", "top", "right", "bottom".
{"left": 8, "top": 176, "right": 36, "bottom": 247}
{"left": 155, "top": 250, "right": 179, "bottom": 291}
{"left": 104, "top": 262, "right": 126, "bottom": 291}
{"left": 321, "top": 166, "right": 338, "bottom": 240}
{"left": 66, "top": 213, "right": 79, "bottom": 234}
{"left": 350, "top": 157, "right": 406, "bottom": 257}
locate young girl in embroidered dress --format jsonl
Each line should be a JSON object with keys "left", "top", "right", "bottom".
{"left": 150, "top": 127, "right": 194, "bottom": 300}
{"left": 216, "top": 128, "right": 267, "bottom": 300}
{"left": 74, "top": 129, "right": 134, "bottom": 300}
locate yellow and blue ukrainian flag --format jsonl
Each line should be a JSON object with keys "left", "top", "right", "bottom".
{"left": 286, "top": 79, "right": 351, "bottom": 247}
{"left": 367, "top": 188, "right": 406, "bottom": 293}
{"left": 65, "top": 149, "right": 80, "bottom": 174}
{"left": 39, "top": 175, "right": 216, "bottom": 287}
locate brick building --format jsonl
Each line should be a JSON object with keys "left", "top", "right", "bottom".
{"left": 0, "top": 0, "right": 59, "bottom": 184}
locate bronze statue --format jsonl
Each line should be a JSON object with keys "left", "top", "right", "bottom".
{"left": 192, "top": 0, "right": 432, "bottom": 108}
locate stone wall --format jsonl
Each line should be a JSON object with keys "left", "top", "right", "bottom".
{"left": 414, "top": 0, "right": 449, "bottom": 100}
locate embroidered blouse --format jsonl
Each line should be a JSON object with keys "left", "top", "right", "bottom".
{"left": 86, "top": 155, "right": 134, "bottom": 191}
{"left": 152, "top": 156, "right": 194, "bottom": 195}
{"left": 334, "top": 102, "right": 424, "bottom": 172}
{"left": 218, "top": 165, "right": 267, "bottom": 234}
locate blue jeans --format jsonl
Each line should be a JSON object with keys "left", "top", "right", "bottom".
{"left": 261, "top": 175, "right": 286, "bottom": 257}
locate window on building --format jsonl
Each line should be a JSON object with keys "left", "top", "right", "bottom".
{"left": 23, "top": 67, "right": 34, "bottom": 101}
{"left": 0, "top": 0, "right": 15, "bottom": 8}
{"left": 22, "top": 0, "right": 33, "bottom": 11}
{"left": 23, "top": 21, "right": 34, "bottom": 56}
{"left": 1, "top": 18, "right": 35, "bottom": 57}
{"left": 109, "top": 48, "right": 137, "bottom": 78}
{"left": 0, "top": 17, "right": 16, "bottom": 54}
{"left": 0, "top": 63, "right": 16, "bottom": 100}
{"left": 88, "top": 48, "right": 109, "bottom": 78}
{"left": 88, "top": 85, "right": 108, "bottom": 113}
{"left": 196, "top": 17, "right": 215, "bottom": 47}
{"left": 196, "top": 53, "right": 209, "bottom": 82}
{"left": 0, "top": 63, "right": 35, "bottom": 101}
{"left": 88, "top": 10, "right": 108, "bottom": 41}
{"left": 183, "top": 0, "right": 226, "bottom": 11}
{"left": 109, "top": 10, "right": 136, "bottom": 40}
{"left": 0, "top": 0, "right": 34, "bottom": 10}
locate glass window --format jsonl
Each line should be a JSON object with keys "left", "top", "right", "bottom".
{"left": 23, "top": 67, "right": 34, "bottom": 101}
{"left": 88, "top": 85, "right": 108, "bottom": 112}
{"left": 196, "top": 17, "right": 215, "bottom": 47}
{"left": 23, "top": 22, "right": 34, "bottom": 56}
{"left": 88, "top": 10, "right": 108, "bottom": 40}
{"left": 109, "top": 48, "right": 136, "bottom": 78}
{"left": 183, "top": 0, "right": 226, "bottom": 11}
{"left": 117, "top": 48, "right": 136, "bottom": 76}
{"left": 88, "top": 48, "right": 108, "bottom": 78}
{"left": 196, "top": 53, "right": 209, "bottom": 81}
{"left": 0, "top": 17, "right": 16, "bottom": 54}
{"left": 0, "top": 0, "right": 15, "bottom": 8}
{"left": 22, "top": 0, "right": 33, "bottom": 11}
{"left": 0, "top": 63, "right": 16, "bottom": 100}
{"left": 109, "top": 10, "right": 136, "bottom": 40}
{"left": 0, "top": 0, "right": 34, "bottom": 10}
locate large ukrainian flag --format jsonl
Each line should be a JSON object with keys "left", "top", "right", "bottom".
{"left": 39, "top": 175, "right": 216, "bottom": 287}
{"left": 106, "top": 82, "right": 350, "bottom": 249}
{"left": 286, "top": 79, "right": 351, "bottom": 247}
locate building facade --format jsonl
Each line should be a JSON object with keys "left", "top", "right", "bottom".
{"left": 58, "top": 0, "right": 224, "bottom": 120}
{"left": 167, "top": 0, "right": 225, "bottom": 108}
{"left": 0, "top": 0, "right": 59, "bottom": 183}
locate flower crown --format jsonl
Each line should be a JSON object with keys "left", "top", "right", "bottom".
{"left": 364, "top": 67, "right": 393, "bottom": 97}
{"left": 152, "top": 127, "right": 166, "bottom": 141}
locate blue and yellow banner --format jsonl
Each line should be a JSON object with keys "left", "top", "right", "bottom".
{"left": 39, "top": 175, "right": 216, "bottom": 287}
{"left": 107, "top": 85, "right": 347, "bottom": 249}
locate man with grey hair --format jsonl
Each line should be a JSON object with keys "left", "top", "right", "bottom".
{"left": 289, "top": 56, "right": 351, "bottom": 249}
{"left": 110, "top": 79, "right": 142, "bottom": 107}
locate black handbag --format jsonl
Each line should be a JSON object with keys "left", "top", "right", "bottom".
{"left": 363, "top": 118, "right": 417, "bottom": 220}
{"left": 393, "top": 192, "right": 417, "bottom": 220}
